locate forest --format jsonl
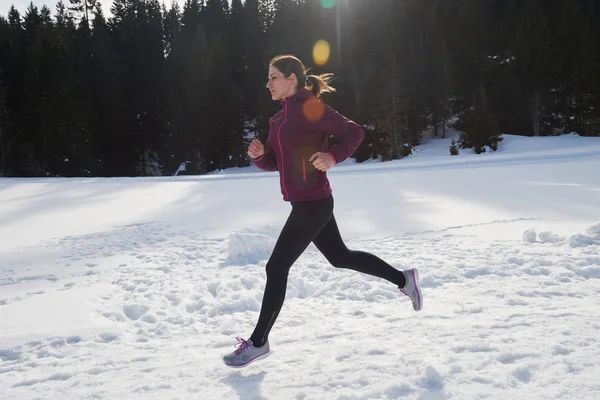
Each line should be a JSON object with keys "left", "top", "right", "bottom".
{"left": 0, "top": 0, "right": 598, "bottom": 177}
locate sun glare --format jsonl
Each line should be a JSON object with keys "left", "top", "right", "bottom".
{"left": 312, "top": 40, "right": 331, "bottom": 67}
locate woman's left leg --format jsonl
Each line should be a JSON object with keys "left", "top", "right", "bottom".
{"left": 312, "top": 212, "right": 423, "bottom": 311}
{"left": 312, "top": 213, "right": 406, "bottom": 287}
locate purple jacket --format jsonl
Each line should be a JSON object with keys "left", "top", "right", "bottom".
{"left": 253, "top": 88, "right": 364, "bottom": 202}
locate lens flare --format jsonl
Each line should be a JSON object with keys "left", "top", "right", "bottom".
{"left": 312, "top": 40, "right": 330, "bottom": 67}
{"left": 320, "top": 0, "right": 335, "bottom": 8}
{"left": 303, "top": 99, "right": 325, "bottom": 123}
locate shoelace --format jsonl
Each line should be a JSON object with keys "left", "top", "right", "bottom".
{"left": 234, "top": 336, "right": 251, "bottom": 355}
{"left": 401, "top": 288, "right": 415, "bottom": 302}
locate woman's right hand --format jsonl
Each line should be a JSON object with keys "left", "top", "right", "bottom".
{"left": 248, "top": 139, "right": 265, "bottom": 159}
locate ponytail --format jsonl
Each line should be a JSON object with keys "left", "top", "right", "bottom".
{"left": 306, "top": 73, "right": 336, "bottom": 98}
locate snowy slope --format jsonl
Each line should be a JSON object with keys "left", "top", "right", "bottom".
{"left": 1, "top": 134, "right": 599, "bottom": 400}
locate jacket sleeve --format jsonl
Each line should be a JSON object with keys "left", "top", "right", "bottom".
{"left": 252, "top": 139, "right": 278, "bottom": 171}
{"left": 319, "top": 104, "right": 364, "bottom": 165}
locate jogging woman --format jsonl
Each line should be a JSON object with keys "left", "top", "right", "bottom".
{"left": 223, "top": 55, "right": 422, "bottom": 368}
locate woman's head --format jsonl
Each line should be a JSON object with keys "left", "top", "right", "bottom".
{"left": 266, "top": 55, "right": 336, "bottom": 100}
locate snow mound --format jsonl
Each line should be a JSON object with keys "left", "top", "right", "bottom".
{"left": 523, "top": 229, "right": 537, "bottom": 243}
{"left": 568, "top": 222, "right": 600, "bottom": 247}
{"left": 538, "top": 231, "right": 565, "bottom": 244}
{"left": 585, "top": 222, "right": 600, "bottom": 237}
{"left": 225, "top": 225, "right": 281, "bottom": 264}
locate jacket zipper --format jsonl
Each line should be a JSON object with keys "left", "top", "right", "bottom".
{"left": 278, "top": 100, "right": 289, "bottom": 199}
{"left": 302, "top": 157, "right": 306, "bottom": 181}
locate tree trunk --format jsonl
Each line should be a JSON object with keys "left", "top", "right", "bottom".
{"left": 530, "top": 89, "right": 541, "bottom": 136}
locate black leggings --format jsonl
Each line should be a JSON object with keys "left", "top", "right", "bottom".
{"left": 250, "top": 195, "right": 406, "bottom": 347}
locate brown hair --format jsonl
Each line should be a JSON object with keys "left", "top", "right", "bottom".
{"left": 269, "top": 54, "right": 336, "bottom": 98}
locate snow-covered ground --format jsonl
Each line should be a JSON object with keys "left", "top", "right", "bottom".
{"left": 1, "top": 134, "right": 599, "bottom": 399}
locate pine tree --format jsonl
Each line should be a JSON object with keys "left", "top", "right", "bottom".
{"left": 69, "top": 0, "right": 96, "bottom": 25}
{"left": 162, "top": 1, "right": 181, "bottom": 57}
{"left": 202, "top": 0, "right": 229, "bottom": 45}
{"left": 89, "top": 3, "right": 127, "bottom": 175}
{"left": 258, "top": 0, "right": 276, "bottom": 31}
{"left": 228, "top": 0, "right": 244, "bottom": 87}
{"left": 509, "top": 0, "right": 553, "bottom": 136}
{"left": 451, "top": 0, "right": 486, "bottom": 118}
{"left": 547, "top": 0, "right": 596, "bottom": 135}
{"left": 364, "top": 1, "right": 414, "bottom": 160}
{"left": 370, "top": 56, "right": 410, "bottom": 161}
{"left": 108, "top": 0, "right": 167, "bottom": 176}
{"left": 204, "top": 35, "right": 245, "bottom": 170}
{"left": 422, "top": 0, "right": 454, "bottom": 138}
{"left": 165, "top": 22, "right": 211, "bottom": 174}
{"left": 265, "top": 0, "right": 302, "bottom": 57}
{"left": 459, "top": 88, "right": 503, "bottom": 154}
{"left": 397, "top": 0, "right": 428, "bottom": 146}
{"left": 240, "top": 0, "right": 267, "bottom": 136}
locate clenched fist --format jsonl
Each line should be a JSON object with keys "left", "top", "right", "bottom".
{"left": 248, "top": 139, "right": 265, "bottom": 159}
{"left": 309, "top": 152, "right": 335, "bottom": 172}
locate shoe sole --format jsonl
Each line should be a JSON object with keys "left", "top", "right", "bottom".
{"left": 411, "top": 269, "right": 423, "bottom": 312}
{"left": 223, "top": 349, "right": 271, "bottom": 369}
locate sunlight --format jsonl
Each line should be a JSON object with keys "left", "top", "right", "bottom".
{"left": 312, "top": 40, "right": 331, "bottom": 67}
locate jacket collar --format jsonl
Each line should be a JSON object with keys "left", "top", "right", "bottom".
{"left": 281, "top": 88, "right": 314, "bottom": 107}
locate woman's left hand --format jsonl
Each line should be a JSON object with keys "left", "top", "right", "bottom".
{"left": 309, "top": 152, "right": 335, "bottom": 172}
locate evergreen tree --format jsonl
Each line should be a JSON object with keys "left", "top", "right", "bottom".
{"left": 370, "top": 56, "right": 410, "bottom": 161}
{"left": 459, "top": 87, "right": 503, "bottom": 154}
{"left": 88, "top": 3, "right": 127, "bottom": 175}
{"left": 69, "top": 0, "right": 96, "bottom": 25}
{"left": 509, "top": 0, "right": 553, "bottom": 136}
{"left": 204, "top": 35, "right": 245, "bottom": 170}
{"left": 547, "top": 0, "right": 597, "bottom": 135}
{"left": 450, "top": 0, "right": 487, "bottom": 118}
{"left": 162, "top": 1, "right": 181, "bottom": 57}
{"left": 240, "top": 0, "right": 267, "bottom": 134}
{"left": 164, "top": 20, "right": 211, "bottom": 174}
{"left": 421, "top": 0, "right": 454, "bottom": 138}
{"left": 109, "top": 0, "right": 167, "bottom": 175}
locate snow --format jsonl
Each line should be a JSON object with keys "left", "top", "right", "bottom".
{"left": 1, "top": 133, "right": 600, "bottom": 399}
{"left": 523, "top": 229, "right": 537, "bottom": 243}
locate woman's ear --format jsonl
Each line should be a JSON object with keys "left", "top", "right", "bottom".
{"left": 289, "top": 73, "right": 297, "bottom": 85}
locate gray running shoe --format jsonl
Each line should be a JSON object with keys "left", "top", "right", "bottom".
{"left": 222, "top": 337, "right": 270, "bottom": 368}
{"left": 401, "top": 268, "right": 423, "bottom": 311}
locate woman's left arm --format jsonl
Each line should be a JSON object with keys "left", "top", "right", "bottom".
{"left": 319, "top": 104, "right": 364, "bottom": 165}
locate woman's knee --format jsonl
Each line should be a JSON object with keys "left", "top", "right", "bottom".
{"left": 265, "top": 259, "right": 290, "bottom": 278}
{"left": 327, "top": 253, "right": 352, "bottom": 269}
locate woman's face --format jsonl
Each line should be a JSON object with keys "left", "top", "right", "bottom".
{"left": 266, "top": 65, "right": 297, "bottom": 101}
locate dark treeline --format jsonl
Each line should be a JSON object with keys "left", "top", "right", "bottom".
{"left": 1, "top": 0, "right": 599, "bottom": 177}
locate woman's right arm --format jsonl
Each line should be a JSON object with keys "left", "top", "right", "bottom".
{"left": 252, "top": 139, "right": 278, "bottom": 171}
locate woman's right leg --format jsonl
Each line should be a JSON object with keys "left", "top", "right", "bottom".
{"left": 224, "top": 198, "right": 334, "bottom": 368}
{"left": 248, "top": 196, "right": 334, "bottom": 347}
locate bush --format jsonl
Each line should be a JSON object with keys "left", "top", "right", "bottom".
{"left": 449, "top": 140, "right": 459, "bottom": 155}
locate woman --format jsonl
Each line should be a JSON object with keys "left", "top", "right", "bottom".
{"left": 223, "top": 55, "right": 422, "bottom": 368}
